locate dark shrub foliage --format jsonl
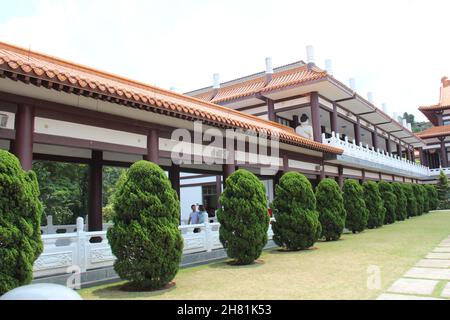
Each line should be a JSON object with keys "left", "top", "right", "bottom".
{"left": 217, "top": 169, "right": 269, "bottom": 264}
{"left": 271, "top": 172, "right": 321, "bottom": 250}
{"left": 412, "top": 184, "right": 424, "bottom": 216}
{"left": 362, "top": 181, "right": 385, "bottom": 228}
{"left": 425, "top": 184, "right": 438, "bottom": 211}
{"left": 343, "top": 179, "right": 368, "bottom": 233}
{"left": 402, "top": 183, "right": 418, "bottom": 217}
{"left": 107, "top": 160, "right": 183, "bottom": 290}
{"left": 436, "top": 171, "right": 450, "bottom": 209}
{"left": 392, "top": 183, "right": 407, "bottom": 221}
{"left": 0, "top": 150, "right": 43, "bottom": 295}
{"left": 316, "top": 178, "right": 346, "bottom": 241}
{"left": 421, "top": 185, "right": 430, "bottom": 213}
{"left": 378, "top": 181, "right": 397, "bottom": 224}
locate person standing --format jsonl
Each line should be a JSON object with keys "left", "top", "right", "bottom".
{"left": 295, "top": 114, "right": 314, "bottom": 140}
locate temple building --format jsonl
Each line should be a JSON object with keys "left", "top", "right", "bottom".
{"left": 0, "top": 41, "right": 437, "bottom": 281}
{"left": 417, "top": 77, "right": 450, "bottom": 178}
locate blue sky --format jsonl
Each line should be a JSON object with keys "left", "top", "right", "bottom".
{"left": 1, "top": 0, "right": 449, "bottom": 121}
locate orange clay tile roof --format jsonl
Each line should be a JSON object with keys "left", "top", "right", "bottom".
{"left": 0, "top": 41, "right": 342, "bottom": 155}
{"left": 416, "top": 125, "right": 450, "bottom": 139}
{"left": 192, "top": 64, "right": 328, "bottom": 103}
{"left": 419, "top": 77, "right": 450, "bottom": 111}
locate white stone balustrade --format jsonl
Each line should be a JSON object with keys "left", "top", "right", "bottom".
{"left": 40, "top": 215, "right": 112, "bottom": 235}
{"left": 34, "top": 216, "right": 276, "bottom": 278}
{"left": 429, "top": 167, "right": 450, "bottom": 176}
{"left": 322, "top": 132, "right": 430, "bottom": 177}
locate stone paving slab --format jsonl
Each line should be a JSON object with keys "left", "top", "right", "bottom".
{"left": 404, "top": 267, "right": 450, "bottom": 280}
{"left": 426, "top": 252, "right": 450, "bottom": 259}
{"left": 433, "top": 247, "right": 450, "bottom": 253}
{"left": 441, "top": 282, "right": 450, "bottom": 298}
{"left": 377, "top": 293, "right": 443, "bottom": 300}
{"left": 387, "top": 278, "right": 438, "bottom": 295}
{"left": 415, "top": 259, "right": 450, "bottom": 268}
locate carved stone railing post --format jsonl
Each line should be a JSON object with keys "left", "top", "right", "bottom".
{"left": 76, "top": 217, "right": 87, "bottom": 273}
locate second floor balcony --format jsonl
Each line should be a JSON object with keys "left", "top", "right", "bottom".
{"left": 323, "top": 132, "right": 430, "bottom": 178}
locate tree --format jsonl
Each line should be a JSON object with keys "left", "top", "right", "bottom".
{"left": 425, "top": 184, "right": 438, "bottom": 211}
{"left": 107, "top": 160, "right": 183, "bottom": 290}
{"left": 316, "top": 178, "right": 346, "bottom": 241}
{"left": 271, "top": 172, "right": 321, "bottom": 250}
{"left": 402, "top": 183, "right": 418, "bottom": 217}
{"left": 378, "top": 181, "right": 397, "bottom": 224}
{"left": 436, "top": 171, "right": 450, "bottom": 209}
{"left": 217, "top": 169, "right": 269, "bottom": 264}
{"left": 0, "top": 150, "right": 43, "bottom": 295}
{"left": 392, "top": 183, "right": 407, "bottom": 221}
{"left": 343, "top": 179, "right": 368, "bottom": 233}
{"left": 363, "top": 181, "right": 385, "bottom": 228}
{"left": 412, "top": 184, "right": 424, "bottom": 215}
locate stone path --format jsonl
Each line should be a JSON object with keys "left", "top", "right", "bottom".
{"left": 377, "top": 235, "right": 450, "bottom": 300}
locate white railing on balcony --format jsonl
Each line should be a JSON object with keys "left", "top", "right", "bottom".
{"left": 33, "top": 216, "right": 276, "bottom": 278}
{"left": 40, "top": 215, "right": 112, "bottom": 234}
{"left": 322, "top": 132, "right": 430, "bottom": 176}
{"left": 429, "top": 167, "right": 450, "bottom": 176}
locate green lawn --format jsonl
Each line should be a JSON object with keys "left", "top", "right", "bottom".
{"left": 80, "top": 210, "right": 450, "bottom": 300}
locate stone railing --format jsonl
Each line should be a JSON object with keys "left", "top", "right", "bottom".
{"left": 40, "top": 215, "right": 112, "bottom": 235}
{"left": 429, "top": 167, "right": 450, "bottom": 176}
{"left": 33, "top": 216, "right": 275, "bottom": 278}
{"left": 322, "top": 132, "right": 430, "bottom": 177}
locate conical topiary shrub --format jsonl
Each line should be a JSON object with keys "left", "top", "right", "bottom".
{"left": 271, "top": 172, "right": 321, "bottom": 250}
{"left": 0, "top": 150, "right": 43, "bottom": 295}
{"left": 217, "top": 169, "right": 269, "bottom": 265}
{"left": 436, "top": 171, "right": 450, "bottom": 209}
{"left": 107, "top": 160, "right": 183, "bottom": 290}
{"left": 421, "top": 185, "right": 430, "bottom": 214}
{"left": 402, "top": 183, "right": 418, "bottom": 218}
{"left": 392, "top": 182, "right": 407, "bottom": 221}
{"left": 362, "top": 181, "right": 385, "bottom": 228}
{"left": 316, "top": 178, "right": 346, "bottom": 241}
{"left": 412, "top": 184, "right": 424, "bottom": 216}
{"left": 425, "top": 184, "right": 438, "bottom": 211}
{"left": 378, "top": 181, "right": 397, "bottom": 224}
{"left": 343, "top": 179, "right": 368, "bottom": 233}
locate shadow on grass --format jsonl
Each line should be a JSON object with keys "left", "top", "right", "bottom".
{"left": 88, "top": 281, "right": 177, "bottom": 300}
{"left": 207, "top": 258, "right": 265, "bottom": 270}
{"left": 268, "top": 246, "right": 319, "bottom": 255}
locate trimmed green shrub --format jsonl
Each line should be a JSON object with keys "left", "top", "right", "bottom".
{"left": 412, "top": 184, "right": 424, "bottom": 216}
{"left": 436, "top": 171, "right": 450, "bottom": 209}
{"left": 378, "top": 181, "right": 397, "bottom": 224}
{"left": 271, "top": 172, "right": 321, "bottom": 250}
{"left": 217, "top": 169, "right": 269, "bottom": 264}
{"left": 402, "top": 183, "right": 418, "bottom": 217}
{"left": 362, "top": 181, "right": 385, "bottom": 228}
{"left": 316, "top": 178, "right": 346, "bottom": 241}
{"left": 392, "top": 182, "right": 407, "bottom": 221}
{"left": 425, "top": 184, "right": 438, "bottom": 211}
{"left": 0, "top": 150, "right": 43, "bottom": 295}
{"left": 107, "top": 160, "right": 183, "bottom": 290}
{"left": 343, "top": 179, "right": 368, "bottom": 233}
{"left": 421, "top": 185, "right": 430, "bottom": 213}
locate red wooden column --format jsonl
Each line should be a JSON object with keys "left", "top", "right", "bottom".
{"left": 354, "top": 117, "right": 361, "bottom": 145}
{"left": 372, "top": 127, "right": 378, "bottom": 150}
{"left": 330, "top": 102, "right": 338, "bottom": 134}
{"left": 88, "top": 150, "right": 103, "bottom": 231}
{"left": 222, "top": 135, "right": 236, "bottom": 186}
{"left": 267, "top": 99, "right": 275, "bottom": 122}
{"left": 169, "top": 163, "right": 180, "bottom": 198}
{"left": 337, "top": 165, "right": 344, "bottom": 188}
{"left": 144, "top": 128, "right": 159, "bottom": 163}
{"left": 386, "top": 135, "right": 392, "bottom": 154}
{"left": 396, "top": 142, "right": 402, "bottom": 158}
{"left": 13, "top": 104, "right": 34, "bottom": 170}
{"left": 439, "top": 138, "right": 448, "bottom": 167}
{"left": 310, "top": 92, "right": 322, "bottom": 142}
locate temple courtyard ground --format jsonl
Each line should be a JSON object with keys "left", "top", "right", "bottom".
{"left": 79, "top": 210, "right": 450, "bottom": 300}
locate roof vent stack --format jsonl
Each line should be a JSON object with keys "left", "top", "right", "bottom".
{"left": 213, "top": 73, "right": 220, "bottom": 89}
{"left": 402, "top": 118, "right": 408, "bottom": 128}
{"left": 367, "top": 92, "right": 374, "bottom": 104}
{"left": 393, "top": 112, "right": 399, "bottom": 122}
{"left": 407, "top": 123, "right": 412, "bottom": 131}
{"left": 265, "top": 57, "right": 273, "bottom": 83}
{"left": 382, "top": 103, "right": 388, "bottom": 113}
{"left": 324, "top": 59, "right": 333, "bottom": 75}
{"left": 349, "top": 78, "right": 356, "bottom": 91}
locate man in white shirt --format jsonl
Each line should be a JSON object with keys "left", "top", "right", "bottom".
{"left": 295, "top": 114, "right": 314, "bottom": 140}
